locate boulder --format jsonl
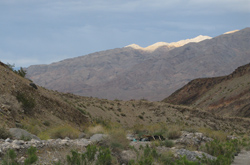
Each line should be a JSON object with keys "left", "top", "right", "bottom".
{"left": 177, "top": 149, "right": 216, "bottom": 162}
{"left": 29, "top": 83, "right": 38, "bottom": 89}
{"left": 89, "top": 134, "right": 107, "bottom": 142}
{"left": 176, "top": 131, "right": 213, "bottom": 145}
{"left": 9, "top": 128, "right": 41, "bottom": 141}
{"left": 79, "top": 132, "right": 86, "bottom": 139}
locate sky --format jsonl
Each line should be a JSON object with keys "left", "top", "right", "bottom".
{"left": 0, "top": 0, "right": 250, "bottom": 67}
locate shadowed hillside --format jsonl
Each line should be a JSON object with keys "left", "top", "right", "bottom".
{"left": 163, "top": 63, "right": 250, "bottom": 118}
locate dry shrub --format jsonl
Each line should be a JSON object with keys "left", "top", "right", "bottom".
{"left": 106, "top": 128, "right": 129, "bottom": 151}
{"left": 167, "top": 125, "right": 182, "bottom": 139}
{"left": 38, "top": 132, "right": 50, "bottom": 140}
{"left": 39, "top": 125, "right": 80, "bottom": 139}
{"left": 147, "top": 123, "right": 168, "bottom": 136}
{"left": 87, "top": 125, "right": 106, "bottom": 136}
{"left": 0, "top": 127, "right": 12, "bottom": 139}
{"left": 198, "top": 127, "right": 228, "bottom": 141}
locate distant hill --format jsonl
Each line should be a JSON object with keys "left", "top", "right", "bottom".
{"left": 26, "top": 28, "right": 250, "bottom": 101}
{"left": 163, "top": 63, "right": 250, "bottom": 118}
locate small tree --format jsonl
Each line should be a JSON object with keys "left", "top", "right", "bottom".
{"left": 6, "top": 63, "right": 27, "bottom": 77}
{"left": 15, "top": 67, "right": 27, "bottom": 77}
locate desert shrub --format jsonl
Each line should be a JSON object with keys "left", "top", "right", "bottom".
{"left": 92, "top": 118, "right": 112, "bottom": 129}
{"left": 15, "top": 67, "right": 27, "bottom": 77}
{"left": 138, "top": 115, "right": 144, "bottom": 120}
{"left": 161, "top": 139, "right": 174, "bottom": 148}
{"left": 24, "top": 146, "right": 38, "bottom": 165}
{"left": 38, "top": 132, "right": 50, "bottom": 140}
{"left": 6, "top": 63, "right": 26, "bottom": 77}
{"left": 47, "top": 125, "right": 80, "bottom": 139}
{"left": 198, "top": 128, "right": 228, "bottom": 141}
{"left": 175, "top": 156, "right": 199, "bottom": 165}
{"left": 159, "top": 151, "right": 175, "bottom": 165}
{"left": 0, "top": 126, "right": 12, "bottom": 139}
{"left": 96, "top": 147, "right": 112, "bottom": 165}
{"left": 43, "top": 120, "right": 50, "bottom": 126}
{"left": 23, "top": 124, "right": 40, "bottom": 136}
{"left": 138, "top": 145, "right": 154, "bottom": 165}
{"left": 167, "top": 129, "right": 182, "bottom": 139}
{"left": 3, "top": 147, "right": 38, "bottom": 165}
{"left": 85, "top": 144, "right": 98, "bottom": 162}
{"left": 67, "top": 145, "right": 111, "bottom": 165}
{"left": 77, "top": 107, "right": 89, "bottom": 116}
{"left": 2, "top": 149, "right": 18, "bottom": 165}
{"left": 87, "top": 125, "right": 106, "bottom": 136}
{"left": 67, "top": 150, "right": 84, "bottom": 165}
{"left": 200, "top": 139, "right": 241, "bottom": 165}
{"left": 104, "top": 128, "right": 129, "bottom": 151}
{"left": 16, "top": 92, "right": 35, "bottom": 113}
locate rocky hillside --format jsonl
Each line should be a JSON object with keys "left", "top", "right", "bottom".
{"left": 26, "top": 28, "right": 250, "bottom": 101}
{"left": 163, "top": 63, "right": 250, "bottom": 118}
{"left": 0, "top": 61, "right": 89, "bottom": 130}
{"left": 1, "top": 60, "right": 250, "bottom": 134}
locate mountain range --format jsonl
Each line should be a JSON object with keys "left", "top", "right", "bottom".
{"left": 26, "top": 28, "right": 250, "bottom": 101}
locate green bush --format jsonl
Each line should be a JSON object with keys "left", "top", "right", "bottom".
{"left": 175, "top": 156, "right": 199, "bottom": 165}
{"left": 85, "top": 145, "right": 97, "bottom": 162}
{"left": 2, "top": 149, "right": 18, "bottom": 165}
{"left": 24, "top": 146, "right": 38, "bottom": 165}
{"left": 66, "top": 150, "right": 83, "bottom": 165}
{"left": 14, "top": 67, "right": 27, "bottom": 77}
{"left": 96, "top": 147, "right": 112, "bottom": 165}
{"left": 2, "top": 147, "right": 38, "bottom": 165}
{"left": 200, "top": 139, "right": 241, "bottom": 165}
{"left": 66, "top": 145, "right": 111, "bottom": 165}
{"left": 137, "top": 145, "right": 157, "bottom": 165}
{"left": 6, "top": 63, "right": 27, "bottom": 77}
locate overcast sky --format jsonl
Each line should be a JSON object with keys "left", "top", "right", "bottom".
{"left": 0, "top": 0, "right": 250, "bottom": 67}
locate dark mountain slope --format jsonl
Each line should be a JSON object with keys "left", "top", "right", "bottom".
{"left": 163, "top": 63, "right": 250, "bottom": 117}
{"left": 27, "top": 28, "right": 250, "bottom": 101}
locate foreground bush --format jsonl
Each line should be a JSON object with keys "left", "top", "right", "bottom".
{"left": 66, "top": 144, "right": 111, "bottom": 165}
{"left": 200, "top": 139, "right": 241, "bottom": 165}
{"left": 2, "top": 146, "right": 38, "bottom": 165}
